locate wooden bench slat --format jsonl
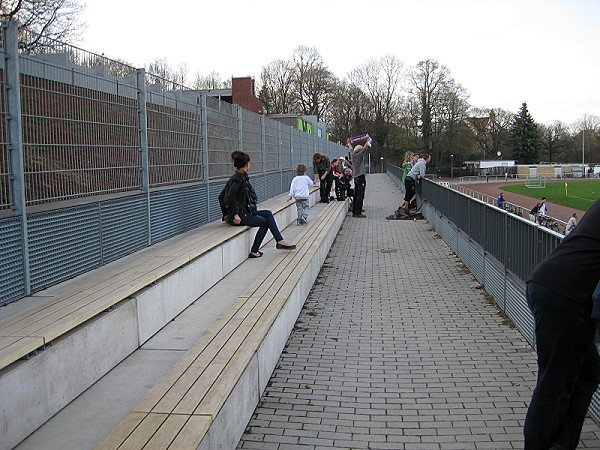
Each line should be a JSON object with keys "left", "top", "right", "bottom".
{"left": 135, "top": 293, "right": 266, "bottom": 413}
{"left": 140, "top": 413, "right": 188, "bottom": 449}
{"left": 193, "top": 294, "right": 289, "bottom": 417}
{"left": 91, "top": 194, "right": 343, "bottom": 449}
{"left": 164, "top": 415, "right": 210, "bottom": 450}
{"left": 0, "top": 336, "right": 45, "bottom": 368}
{"left": 155, "top": 293, "right": 270, "bottom": 414}
{"left": 119, "top": 412, "right": 168, "bottom": 450}
{"left": 94, "top": 411, "right": 147, "bottom": 450}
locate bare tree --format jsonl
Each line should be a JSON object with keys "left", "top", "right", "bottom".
{"left": 324, "top": 80, "right": 369, "bottom": 144}
{"left": 407, "top": 59, "right": 450, "bottom": 155}
{"left": 348, "top": 55, "right": 404, "bottom": 151}
{"left": 1, "top": 0, "right": 85, "bottom": 51}
{"left": 291, "top": 46, "right": 336, "bottom": 120}
{"left": 467, "top": 107, "right": 513, "bottom": 160}
{"left": 258, "top": 59, "right": 295, "bottom": 114}
{"left": 145, "top": 58, "right": 189, "bottom": 90}
{"left": 435, "top": 81, "right": 470, "bottom": 169}
{"left": 408, "top": 59, "right": 471, "bottom": 171}
{"left": 192, "top": 70, "right": 227, "bottom": 90}
{"left": 571, "top": 114, "right": 600, "bottom": 165}
{"left": 539, "top": 121, "right": 570, "bottom": 163}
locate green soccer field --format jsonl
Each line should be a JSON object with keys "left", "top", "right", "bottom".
{"left": 501, "top": 180, "right": 600, "bottom": 211}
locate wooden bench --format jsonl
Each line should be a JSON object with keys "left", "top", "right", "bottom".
{"left": 0, "top": 189, "right": 319, "bottom": 450}
{"left": 0, "top": 193, "right": 303, "bottom": 370}
{"left": 94, "top": 198, "right": 347, "bottom": 450}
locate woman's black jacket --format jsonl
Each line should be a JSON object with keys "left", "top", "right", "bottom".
{"left": 219, "top": 172, "right": 249, "bottom": 223}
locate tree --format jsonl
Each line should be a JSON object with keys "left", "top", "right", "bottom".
{"left": 407, "top": 59, "right": 450, "bottom": 155}
{"left": 407, "top": 59, "right": 469, "bottom": 172}
{"left": 510, "top": 102, "right": 539, "bottom": 164}
{"left": 348, "top": 55, "right": 404, "bottom": 153}
{"left": 572, "top": 114, "right": 600, "bottom": 165}
{"left": 324, "top": 80, "right": 370, "bottom": 144}
{"left": 146, "top": 58, "right": 189, "bottom": 90}
{"left": 1, "top": 0, "right": 84, "bottom": 51}
{"left": 291, "top": 46, "right": 336, "bottom": 120}
{"left": 467, "top": 107, "right": 513, "bottom": 160}
{"left": 192, "top": 70, "right": 227, "bottom": 90}
{"left": 258, "top": 59, "right": 295, "bottom": 114}
{"left": 539, "top": 121, "right": 570, "bottom": 163}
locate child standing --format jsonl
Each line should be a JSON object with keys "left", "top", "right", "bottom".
{"left": 288, "top": 164, "right": 314, "bottom": 225}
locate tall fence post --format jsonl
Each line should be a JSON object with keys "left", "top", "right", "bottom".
{"left": 136, "top": 69, "right": 151, "bottom": 244}
{"left": 3, "top": 21, "right": 30, "bottom": 295}
{"left": 277, "top": 121, "right": 283, "bottom": 192}
{"left": 260, "top": 114, "right": 267, "bottom": 197}
{"left": 236, "top": 105, "right": 243, "bottom": 153}
{"left": 200, "top": 95, "right": 209, "bottom": 215}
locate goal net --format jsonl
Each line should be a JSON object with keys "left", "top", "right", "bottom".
{"left": 526, "top": 177, "right": 546, "bottom": 188}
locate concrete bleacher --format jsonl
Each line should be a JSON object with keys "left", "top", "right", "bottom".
{"left": 0, "top": 186, "right": 348, "bottom": 450}
{"left": 94, "top": 197, "right": 347, "bottom": 450}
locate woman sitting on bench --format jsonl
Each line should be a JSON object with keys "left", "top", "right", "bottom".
{"left": 219, "top": 151, "right": 296, "bottom": 258}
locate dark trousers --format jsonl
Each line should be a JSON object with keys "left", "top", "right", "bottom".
{"left": 524, "top": 281, "right": 600, "bottom": 450}
{"left": 239, "top": 210, "right": 283, "bottom": 253}
{"left": 352, "top": 175, "right": 366, "bottom": 215}
{"left": 319, "top": 171, "right": 333, "bottom": 202}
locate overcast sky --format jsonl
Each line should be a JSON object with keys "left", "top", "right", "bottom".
{"left": 79, "top": 0, "right": 600, "bottom": 126}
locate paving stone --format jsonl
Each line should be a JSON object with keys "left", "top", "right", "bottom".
{"left": 237, "top": 174, "right": 600, "bottom": 449}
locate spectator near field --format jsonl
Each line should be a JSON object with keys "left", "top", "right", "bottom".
{"left": 565, "top": 212, "right": 578, "bottom": 235}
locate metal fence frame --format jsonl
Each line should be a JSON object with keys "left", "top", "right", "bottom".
{"left": 387, "top": 164, "right": 600, "bottom": 422}
{"left": 0, "top": 22, "right": 344, "bottom": 305}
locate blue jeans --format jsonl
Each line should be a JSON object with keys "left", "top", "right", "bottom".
{"left": 525, "top": 281, "right": 600, "bottom": 450}
{"left": 239, "top": 210, "right": 283, "bottom": 253}
{"left": 295, "top": 198, "right": 309, "bottom": 220}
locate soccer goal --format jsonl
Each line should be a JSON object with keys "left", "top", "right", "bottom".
{"left": 526, "top": 177, "right": 546, "bottom": 188}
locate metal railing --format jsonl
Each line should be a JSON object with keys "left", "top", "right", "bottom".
{"left": 0, "top": 21, "right": 346, "bottom": 305}
{"left": 388, "top": 164, "right": 600, "bottom": 422}
{"left": 449, "top": 183, "right": 568, "bottom": 234}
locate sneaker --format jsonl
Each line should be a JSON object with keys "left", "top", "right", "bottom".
{"left": 352, "top": 213, "right": 367, "bottom": 218}
{"left": 297, "top": 219, "right": 302, "bottom": 226}
{"left": 300, "top": 218, "right": 307, "bottom": 224}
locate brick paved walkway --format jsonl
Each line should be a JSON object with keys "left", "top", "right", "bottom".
{"left": 238, "top": 174, "right": 600, "bottom": 450}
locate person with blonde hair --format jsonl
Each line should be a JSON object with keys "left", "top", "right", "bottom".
{"left": 401, "top": 151, "right": 414, "bottom": 185}
{"left": 288, "top": 164, "right": 314, "bottom": 225}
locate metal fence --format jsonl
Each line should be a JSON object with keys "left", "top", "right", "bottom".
{"left": 0, "top": 21, "right": 345, "bottom": 305}
{"left": 388, "top": 164, "right": 600, "bottom": 422}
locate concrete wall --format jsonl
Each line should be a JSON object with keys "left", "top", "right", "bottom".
{"left": 0, "top": 191, "right": 320, "bottom": 450}
{"left": 198, "top": 198, "right": 348, "bottom": 450}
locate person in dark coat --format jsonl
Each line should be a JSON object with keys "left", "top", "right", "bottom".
{"left": 524, "top": 198, "right": 600, "bottom": 449}
{"left": 219, "top": 151, "right": 295, "bottom": 258}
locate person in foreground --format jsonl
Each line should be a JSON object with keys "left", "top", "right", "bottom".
{"left": 524, "top": 197, "right": 600, "bottom": 450}
{"left": 219, "top": 151, "right": 296, "bottom": 258}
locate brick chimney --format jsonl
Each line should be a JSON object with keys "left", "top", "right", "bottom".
{"left": 231, "top": 77, "right": 264, "bottom": 114}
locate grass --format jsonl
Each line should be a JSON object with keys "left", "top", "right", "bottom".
{"left": 500, "top": 180, "right": 600, "bottom": 211}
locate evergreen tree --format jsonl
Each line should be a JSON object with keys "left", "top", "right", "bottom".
{"left": 510, "top": 102, "right": 540, "bottom": 163}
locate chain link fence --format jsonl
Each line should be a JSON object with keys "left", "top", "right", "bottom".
{"left": 0, "top": 21, "right": 344, "bottom": 305}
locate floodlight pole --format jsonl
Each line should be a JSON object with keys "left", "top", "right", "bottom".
{"left": 582, "top": 128, "right": 585, "bottom": 176}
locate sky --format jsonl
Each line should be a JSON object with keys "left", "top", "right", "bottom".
{"left": 78, "top": 0, "right": 600, "bottom": 126}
